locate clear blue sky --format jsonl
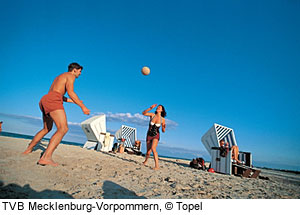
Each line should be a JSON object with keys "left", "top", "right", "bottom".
{"left": 1, "top": 0, "right": 299, "bottom": 170}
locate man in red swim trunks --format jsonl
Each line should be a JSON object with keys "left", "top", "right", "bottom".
{"left": 22, "top": 63, "right": 90, "bottom": 166}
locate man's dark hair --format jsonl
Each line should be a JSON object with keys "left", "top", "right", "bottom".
{"left": 68, "top": 62, "right": 83, "bottom": 72}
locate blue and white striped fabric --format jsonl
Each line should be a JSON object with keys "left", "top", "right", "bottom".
{"left": 215, "top": 124, "right": 237, "bottom": 147}
{"left": 114, "top": 125, "right": 137, "bottom": 148}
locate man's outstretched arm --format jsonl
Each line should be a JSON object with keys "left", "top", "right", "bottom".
{"left": 66, "top": 75, "right": 90, "bottom": 115}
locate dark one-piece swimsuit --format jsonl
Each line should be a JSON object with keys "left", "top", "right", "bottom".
{"left": 146, "top": 116, "right": 162, "bottom": 142}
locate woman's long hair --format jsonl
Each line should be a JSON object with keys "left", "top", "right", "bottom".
{"left": 155, "top": 104, "right": 167, "bottom": 118}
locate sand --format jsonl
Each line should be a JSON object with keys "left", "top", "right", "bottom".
{"left": 0, "top": 136, "right": 299, "bottom": 199}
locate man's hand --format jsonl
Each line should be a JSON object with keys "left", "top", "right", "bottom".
{"left": 82, "top": 106, "right": 90, "bottom": 115}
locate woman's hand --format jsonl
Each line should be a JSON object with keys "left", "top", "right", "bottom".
{"left": 150, "top": 104, "right": 158, "bottom": 109}
{"left": 142, "top": 104, "right": 157, "bottom": 116}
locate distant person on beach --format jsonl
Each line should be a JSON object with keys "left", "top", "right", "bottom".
{"left": 0, "top": 121, "right": 3, "bottom": 132}
{"left": 142, "top": 104, "right": 166, "bottom": 170}
{"left": 219, "top": 139, "right": 241, "bottom": 164}
{"left": 22, "top": 63, "right": 90, "bottom": 166}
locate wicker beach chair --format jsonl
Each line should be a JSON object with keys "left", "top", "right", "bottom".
{"left": 81, "top": 115, "right": 114, "bottom": 152}
{"left": 114, "top": 125, "right": 141, "bottom": 155}
{"left": 201, "top": 123, "right": 260, "bottom": 178}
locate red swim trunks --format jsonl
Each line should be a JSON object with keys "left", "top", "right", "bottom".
{"left": 39, "top": 91, "right": 64, "bottom": 116}
{"left": 146, "top": 132, "right": 160, "bottom": 142}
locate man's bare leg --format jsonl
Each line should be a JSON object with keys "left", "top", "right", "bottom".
{"left": 22, "top": 116, "right": 53, "bottom": 154}
{"left": 38, "top": 109, "right": 68, "bottom": 166}
{"left": 151, "top": 139, "right": 159, "bottom": 170}
{"left": 142, "top": 140, "right": 152, "bottom": 166}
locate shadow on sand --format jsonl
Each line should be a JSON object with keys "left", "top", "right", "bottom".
{"left": 0, "top": 181, "right": 73, "bottom": 199}
{"left": 103, "top": 152, "right": 142, "bottom": 165}
{"left": 32, "top": 142, "right": 47, "bottom": 152}
{"left": 158, "top": 157, "right": 190, "bottom": 168}
{"left": 29, "top": 141, "right": 47, "bottom": 158}
{"left": 103, "top": 151, "right": 190, "bottom": 168}
{"left": 102, "top": 181, "right": 146, "bottom": 199}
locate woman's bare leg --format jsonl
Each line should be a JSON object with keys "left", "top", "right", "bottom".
{"left": 151, "top": 139, "right": 159, "bottom": 170}
{"left": 142, "top": 140, "right": 152, "bottom": 165}
{"left": 232, "top": 145, "right": 241, "bottom": 164}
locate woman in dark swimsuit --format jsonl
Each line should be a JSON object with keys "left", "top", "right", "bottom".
{"left": 142, "top": 104, "right": 166, "bottom": 170}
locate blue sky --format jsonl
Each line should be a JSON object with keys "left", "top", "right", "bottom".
{"left": 0, "top": 0, "right": 299, "bottom": 170}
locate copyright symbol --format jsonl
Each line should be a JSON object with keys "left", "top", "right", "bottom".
{"left": 165, "top": 202, "right": 173, "bottom": 210}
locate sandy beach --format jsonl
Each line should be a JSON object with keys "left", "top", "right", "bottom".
{"left": 0, "top": 136, "right": 299, "bottom": 199}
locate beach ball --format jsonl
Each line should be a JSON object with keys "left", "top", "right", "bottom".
{"left": 141, "top": 66, "right": 150, "bottom": 75}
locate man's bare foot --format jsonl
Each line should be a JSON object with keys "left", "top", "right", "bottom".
{"left": 152, "top": 167, "right": 160, "bottom": 170}
{"left": 142, "top": 161, "right": 147, "bottom": 166}
{"left": 37, "top": 158, "right": 58, "bottom": 167}
{"left": 22, "top": 148, "right": 33, "bottom": 155}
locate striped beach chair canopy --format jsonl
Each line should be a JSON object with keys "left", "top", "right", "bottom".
{"left": 114, "top": 125, "right": 137, "bottom": 148}
{"left": 201, "top": 123, "right": 237, "bottom": 155}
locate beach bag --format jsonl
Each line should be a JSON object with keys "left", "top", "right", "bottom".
{"left": 196, "top": 157, "right": 206, "bottom": 170}
{"left": 190, "top": 159, "right": 199, "bottom": 169}
{"left": 190, "top": 157, "right": 206, "bottom": 170}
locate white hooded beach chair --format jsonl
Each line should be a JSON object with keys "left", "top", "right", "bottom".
{"left": 81, "top": 115, "right": 114, "bottom": 152}
{"left": 201, "top": 123, "right": 254, "bottom": 176}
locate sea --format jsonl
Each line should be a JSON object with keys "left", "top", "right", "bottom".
{"left": 0, "top": 131, "right": 83, "bottom": 147}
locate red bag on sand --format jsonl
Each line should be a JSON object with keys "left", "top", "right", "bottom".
{"left": 208, "top": 168, "right": 215, "bottom": 173}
